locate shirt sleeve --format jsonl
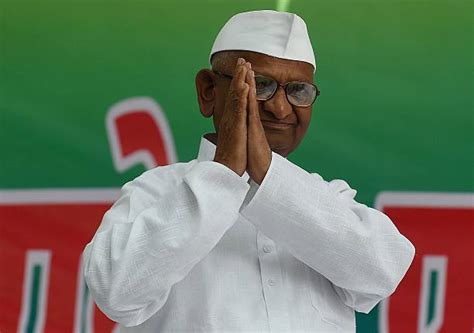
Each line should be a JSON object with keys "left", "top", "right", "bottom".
{"left": 239, "top": 152, "right": 415, "bottom": 314}
{"left": 82, "top": 160, "right": 250, "bottom": 327}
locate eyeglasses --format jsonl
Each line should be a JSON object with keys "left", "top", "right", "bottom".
{"left": 213, "top": 70, "right": 320, "bottom": 107}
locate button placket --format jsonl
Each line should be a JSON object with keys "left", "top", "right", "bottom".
{"left": 256, "top": 231, "right": 290, "bottom": 331}
{"left": 263, "top": 244, "right": 273, "bottom": 253}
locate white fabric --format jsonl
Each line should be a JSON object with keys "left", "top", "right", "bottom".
{"left": 83, "top": 135, "right": 415, "bottom": 332}
{"left": 210, "top": 10, "right": 317, "bottom": 72}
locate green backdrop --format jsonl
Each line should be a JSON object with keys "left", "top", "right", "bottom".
{"left": 1, "top": 0, "right": 472, "bottom": 331}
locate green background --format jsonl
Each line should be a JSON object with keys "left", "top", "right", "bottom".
{"left": 1, "top": 0, "right": 473, "bottom": 331}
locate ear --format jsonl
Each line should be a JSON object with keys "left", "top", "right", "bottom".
{"left": 195, "top": 69, "right": 217, "bottom": 118}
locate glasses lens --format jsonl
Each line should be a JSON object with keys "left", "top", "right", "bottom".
{"left": 286, "top": 82, "right": 317, "bottom": 106}
{"left": 255, "top": 76, "right": 277, "bottom": 100}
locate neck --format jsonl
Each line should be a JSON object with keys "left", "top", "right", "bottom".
{"left": 204, "top": 132, "right": 218, "bottom": 145}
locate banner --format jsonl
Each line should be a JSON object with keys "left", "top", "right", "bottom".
{"left": 1, "top": 1, "right": 472, "bottom": 332}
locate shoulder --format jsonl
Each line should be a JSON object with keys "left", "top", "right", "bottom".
{"left": 309, "top": 171, "right": 358, "bottom": 201}
{"left": 275, "top": 154, "right": 358, "bottom": 201}
{"left": 121, "top": 160, "right": 198, "bottom": 198}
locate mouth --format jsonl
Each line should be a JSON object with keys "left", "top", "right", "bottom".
{"left": 261, "top": 120, "right": 295, "bottom": 130}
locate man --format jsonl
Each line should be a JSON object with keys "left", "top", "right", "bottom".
{"left": 83, "top": 10, "right": 415, "bottom": 332}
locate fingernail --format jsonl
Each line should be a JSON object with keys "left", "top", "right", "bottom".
{"left": 238, "top": 58, "right": 244, "bottom": 65}
{"left": 250, "top": 70, "right": 254, "bottom": 77}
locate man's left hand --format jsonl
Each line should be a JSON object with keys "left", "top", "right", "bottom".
{"left": 246, "top": 67, "right": 272, "bottom": 185}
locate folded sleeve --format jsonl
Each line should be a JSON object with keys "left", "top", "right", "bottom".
{"left": 240, "top": 152, "right": 415, "bottom": 313}
{"left": 82, "top": 160, "right": 250, "bottom": 327}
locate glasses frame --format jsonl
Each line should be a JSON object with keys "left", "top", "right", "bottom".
{"left": 212, "top": 70, "right": 320, "bottom": 107}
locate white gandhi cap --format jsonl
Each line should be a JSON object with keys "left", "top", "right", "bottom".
{"left": 209, "top": 10, "right": 316, "bottom": 72}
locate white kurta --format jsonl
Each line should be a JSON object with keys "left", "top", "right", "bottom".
{"left": 83, "top": 136, "right": 415, "bottom": 332}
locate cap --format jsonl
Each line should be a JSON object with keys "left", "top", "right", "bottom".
{"left": 209, "top": 10, "right": 316, "bottom": 72}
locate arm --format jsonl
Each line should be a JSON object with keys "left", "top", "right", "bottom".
{"left": 85, "top": 57, "right": 254, "bottom": 327}
{"left": 82, "top": 161, "right": 250, "bottom": 327}
{"left": 240, "top": 152, "right": 415, "bottom": 313}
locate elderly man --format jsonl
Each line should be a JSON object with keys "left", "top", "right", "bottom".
{"left": 83, "top": 10, "right": 415, "bottom": 332}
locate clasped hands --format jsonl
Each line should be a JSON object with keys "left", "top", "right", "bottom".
{"left": 213, "top": 57, "right": 272, "bottom": 185}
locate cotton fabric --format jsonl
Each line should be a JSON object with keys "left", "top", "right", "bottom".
{"left": 83, "top": 136, "right": 415, "bottom": 332}
{"left": 209, "top": 10, "right": 317, "bottom": 72}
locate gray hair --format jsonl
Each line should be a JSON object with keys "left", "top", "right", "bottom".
{"left": 210, "top": 50, "right": 240, "bottom": 72}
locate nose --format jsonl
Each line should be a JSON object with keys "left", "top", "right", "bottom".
{"left": 262, "top": 86, "right": 293, "bottom": 120}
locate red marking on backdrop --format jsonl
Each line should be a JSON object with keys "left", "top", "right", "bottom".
{"left": 0, "top": 204, "right": 116, "bottom": 332}
{"left": 382, "top": 206, "right": 473, "bottom": 332}
{"left": 116, "top": 110, "right": 169, "bottom": 166}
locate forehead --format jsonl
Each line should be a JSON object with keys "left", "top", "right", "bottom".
{"left": 222, "top": 50, "right": 314, "bottom": 83}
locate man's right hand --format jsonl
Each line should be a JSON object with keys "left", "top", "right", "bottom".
{"left": 213, "top": 57, "right": 252, "bottom": 176}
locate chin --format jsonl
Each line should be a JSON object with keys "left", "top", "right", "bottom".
{"left": 265, "top": 131, "right": 291, "bottom": 148}
{"left": 268, "top": 141, "right": 293, "bottom": 157}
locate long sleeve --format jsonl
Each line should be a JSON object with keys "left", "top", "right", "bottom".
{"left": 82, "top": 160, "right": 250, "bottom": 327}
{"left": 240, "top": 152, "right": 415, "bottom": 314}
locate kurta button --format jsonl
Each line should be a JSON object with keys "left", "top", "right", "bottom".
{"left": 268, "top": 279, "right": 276, "bottom": 286}
{"left": 263, "top": 245, "right": 272, "bottom": 253}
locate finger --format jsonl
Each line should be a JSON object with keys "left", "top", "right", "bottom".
{"left": 226, "top": 80, "right": 249, "bottom": 115}
{"left": 227, "top": 61, "right": 250, "bottom": 114}
{"left": 246, "top": 69, "right": 260, "bottom": 121}
{"left": 230, "top": 58, "right": 246, "bottom": 86}
{"left": 232, "top": 57, "right": 245, "bottom": 75}
{"left": 246, "top": 70, "right": 265, "bottom": 136}
{"left": 232, "top": 61, "right": 250, "bottom": 91}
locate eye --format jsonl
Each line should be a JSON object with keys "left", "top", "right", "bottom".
{"left": 287, "top": 83, "right": 306, "bottom": 94}
{"left": 255, "top": 76, "right": 273, "bottom": 89}
{"left": 287, "top": 82, "right": 317, "bottom": 106}
{"left": 255, "top": 76, "right": 277, "bottom": 99}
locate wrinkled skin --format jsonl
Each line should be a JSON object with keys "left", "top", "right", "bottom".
{"left": 195, "top": 50, "right": 315, "bottom": 184}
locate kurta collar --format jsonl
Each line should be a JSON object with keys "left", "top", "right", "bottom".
{"left": 197, "top": 135, "right": 250, "bottom": 182}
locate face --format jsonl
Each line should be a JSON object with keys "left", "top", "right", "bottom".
{"left": 196, "top": 50, "right": 315, "bottom": 157}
